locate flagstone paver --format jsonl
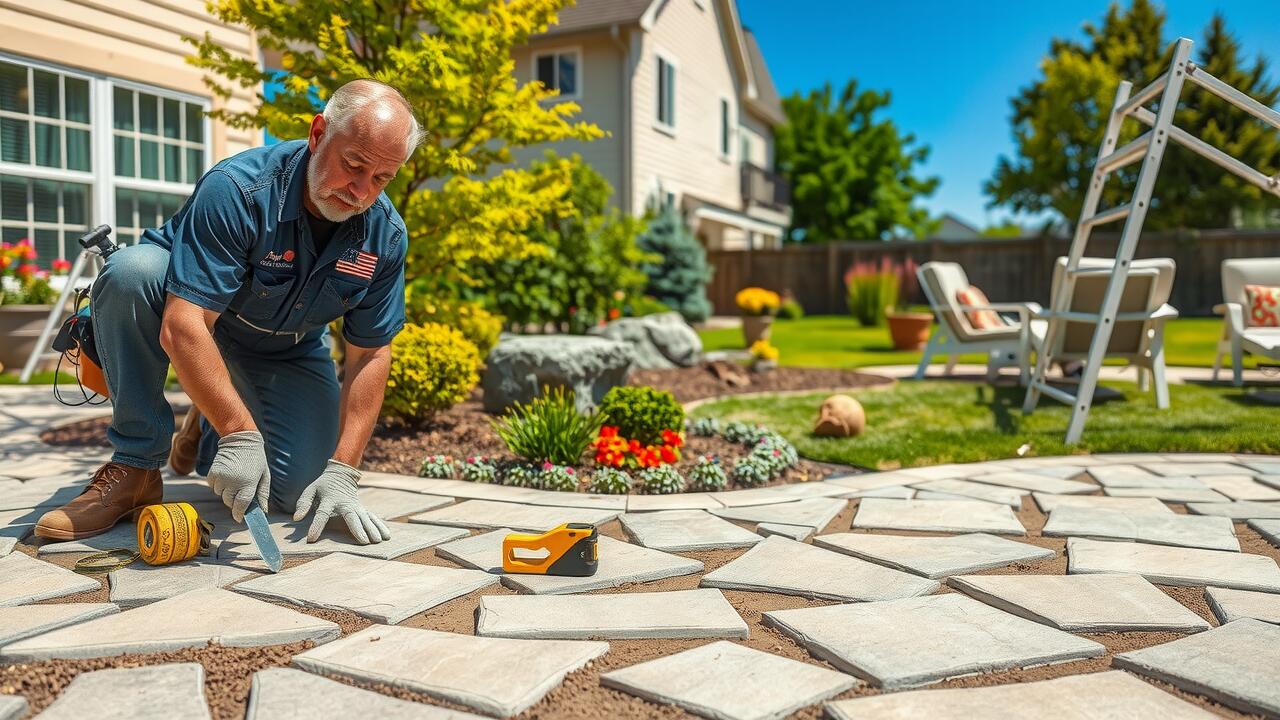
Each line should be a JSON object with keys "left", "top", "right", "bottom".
{"left": 625, "top": 493, "right": 725, "bottom": 511}
{"left": 0, "top": 551, "right": 99, "bottom": 606}
{"left": 0, "top": 587, "right": 339, "bottom": 661}
{"left": 1066, "top": 538, "right": 1280, "bottom": 592}
{"left": 619, "top": 510, "right": 762, "bottom": 551}
{"left": 218, "top": 519, "right": 467, "bottom": 561}
{"left": 708, "top": 488, "right": 807, "bottom": 508}
{"left": 1032, "top": 493, "right": 1170, "bottom": 514}
{"left": 1088, "top": 466, "right": 1206, "bottom": 488}
{"left": 755, "top": 522, "right": 813, "bottom": 541}
{"left": 1041, "top": 506, "right": 1239, "bottom": 552}
{"left": 33, "top": 663, "right": 211, "bottom": 720}
{"left": 362, "top": 473, "right": 629, "bottom": 511}
{"left": 947, "top": 573, "right": 1210, "bottom": 632}
{"left": 1199, "top": 475, "right": 1280, "bottom": 502}
{"left": 407, "top": 499, "right": 618, "bottom": 532}
{"left": 108, "top": 560, "right": 256, "bottom": 607}
{"left": 1103, "top": 486, "right": 1231, "bottom": 503}
{"left": 1020, "top": 465, "right": 1092, "bottom": 479}
{"left": 1243, "top": 461, "right": 1280, "bottom": 475}
{"left": 599, "top": 640, "right": 857, "bottom": 720}
{"left": 1186, "top": 501, "right": 1280, "bottom": 520}
{"left": 908, "top": 479, "right": 1024, "bottom": 507}
{"left": 1115, "top": 618, "right": 1280, "bottom": 717}
{"left": 0, "top": 537, "right": 13, "bottom": 556}
{"left": 853, "top": 498, "right": 1025, "bottom": 535}
{"left": 247, "top": 668, "right": 486, "bottom": 719}
{"left": 699, "top": 535, "right": 939, "bottom": 602}
{"left": 234, "top": 553, "right": 497, "bottom": 624}
{"left": 477, "top": 589, "right": 748, "bottom": 640}
{"left": 1141, "top": 462, "right": 1251, "bottom": 477}
{"left": 357, "top": 487, "right": 455, "bottom": 519}
{"left": 292, "top": 625, "right": 608, "bottom": 718}
{"left": 0, "top": 695, "right": 24, "bottom": 720}
{"left": 1250, "top": 519, "right": 1280, "bottom": 547}
{"left": 824, "top": 473, "right": 922, "bottom": 492}
{"left": 833, "top": 485, "right": 915, "bottom": 499}
{"left": 967, "top": 471, "right": 1096, "bottom": 495}
{"left": 824, "top": 670, "right": 1217, "bottom": 720}
{"left": 812, "top": 533, "right": 1055, "bottom": 579}
{"left": 1256, "top": 475, "right": 1280, "bottom": 491}
{"left": 763, "top": 594, "right": 1105, "bottom": 689}
{"left": 0, "top": 603, "right": 118, "bottom": 647}
{"left": 759, "top": 482, "right": 858, "bottom": 500}
{"left": 1204, "top": 586, "right": 1280, "bottom": 625}
{"left": 709, "top": 497, "right": 847, "bottom": 532}
{"left": 436, "top": 529, "right": 702, "bottom": 594}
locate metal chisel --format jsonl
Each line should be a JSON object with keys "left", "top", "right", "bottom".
{"left": 244, "top": 502, "right": 283, "bottom": 573}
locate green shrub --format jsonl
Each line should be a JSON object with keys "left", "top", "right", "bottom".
{"left": 723, "top": 421, "right": 769, "bottom": 446}
{"left": 777, "top": 298, "right": 805, "bottom": 320}
{"left": 733, "top": 455, "right": 772, "bottom": 486}
{"left": 404, "top": 288, "right": 503, "bottom": 357}
{"left": 638, "top": 465, "right": 685, "bottom": 494}
{"left": 418, "top": 454, "right": 456, "bottom": 479}
{"left": 637, "top": 205, "right": 713, "bottom": 322}
{"left": 598, "top": 386, "right": 684, "bottom": 446}
{"left": 459, "top": 456, "right": 498, "bottom": 483}
{"left": 539, "top": 462, "right": 580, "bottom": 492}
{"left": 626, "top": 295, "right": 671, "bottom": 317}
{"left": 688, "top": 417, "right": 721, "bottom": 437}
{"left": 686, "top": 455, "right": 727, "bottom": 491}
{"left": 502, "top": 462, "right": 541, "bottom": 488}
{"left": 491, "top": 386, "right": 605, "bottom": 465}
{"left": 588, "top": 467, "right": 632, "bottom": 495}
{"left": 384, "top": 323, "right": 481, "bottom": 422}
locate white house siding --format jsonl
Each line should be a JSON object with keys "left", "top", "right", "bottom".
{"left": 739, "top": 110, "right": 773, "bottom": 169}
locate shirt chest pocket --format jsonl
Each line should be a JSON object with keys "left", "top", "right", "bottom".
{"left": 305, "top": 276, "right": 370, "bottom": 326}
{"left": 240, "top": 273, "right": 296, "bottom": 320}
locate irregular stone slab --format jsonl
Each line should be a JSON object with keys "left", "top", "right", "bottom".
{"left": 1115, "top": 618, "right": 1280, "bottom": 717}
{"left": 436, "top": 530, "right": 702, "bottom": 594}
{"left": 34, "top": 663, "right": 210, "bottom": 720}
{"left": 0, "top": 695, "right": 24, "bottom": 720}
{"left": 1206, "top": 586, "right": 1280, "bottom": 625}
{"left": 0, "top": 537, "right": 13, "bottom": 556}
{"left": 619, "top": 510, "right": 762, "bottom": 551}
{"left": 481, "top": 334, "right": 634, "bottom": 414}
{"left": 408, "top": 499, "right": 618, "bottom": 532}
{"left": 0, "top": 603, "right": 118, "bottom": 647}
{"left": 1200, "top": 475, "right": 1280, "bottom": 502}
{"left": 1243, "top": 460, "right": 1280, "bottom": 475}
{"left": 625, "top": 492, "right": 724, "bottom": 511}
{"left": 0, "top": 551, "right": 99, "bottom": 606}
{"left": 709, "top": 488, "right": 806, "bottom": 508}
{"left": 853, "top": 498, "right": 1025, "bottom": 535}
{"left": 813, "top": 533, "right": 1055, "bottom": 579}
{"left": 763, "top": 594, "right": 1105, "bottom": 689}
{"left": 218, "top": 520, "right": 467, "bottom": 561}
{"left": 588, "top": 312, "right": 701, "bottom": 369}
{"left": 825, "top": 472, "right": 922, "bottom": 491}
{"left": 1104, "top": 486, "right": 1230, "bottom": 503}
{"left": 909, "top": 479, "right": 1024, "bottom": 507}
{"left": 293, "top": 625, "right": 608, "bottom": 717}
{"left": 1250, "top": 519, "right": 1280, "bottom": 547}
{"left": 600, "top": 640, "right": 857, "bottom": 720}
{"left": 1089, "top": 467, "right": 1207, "bottom": 489}
{"left": 1067, "top": 538, "right": 1280, "bottom": 592}
{"left": 1021, "top": 465, "right": 1092, "bottom": 479}
{"left": 1141, "top": 462, "right": 1249, "bottom": 477}
{"left": 0, "top": 483, "right": 86, "bottom": 512}
{"left": 700, "top": 535, "right": 939, "bottom": 602}
{"left": 760, "top": 482, "right": 860, "bottom": 500}
{"left": 1186, "top": 501, "right": 1280, "bottom": 520}
{"left": 247, "top": 667, "right": 486, "bottom": 720}
{"left": 521, "top": 487, "right": 628, "bottom": 511}
{"left": 1257, "top": 475, "right": 1280, "bottom": 491}
{"left": 834, "top": 485, "right": 915, "bottom": 500}
{"left": 710, "top": 497, "right": 847, "bottom": 532}
{"left": 967, "top": 471, "right": 1096, "bottom": 495}
{"left": 756, "top": 522, "right": 813, "bottom": 541}
{"left": 948, "top": 573, "right": 1209, "bottom": 632}
{"left": 0, "top": 587, "right": 339, "bottom": 661}
{"left": 824, "top": 670, "right": 1217, "bottom": 720}
{"left": 358, "top": 487, "right": 455, "bottom": 519}
{"left": 1042, "top": 506, "right": 1239, "bottom": 552}
{"left": 1032, "top": 493, "right": 1170, "bottom": 514}
{"left": 360, "top": 473, "right": 543, "bottom": 504}
{"left": 108, "top": 559, "right": 255, "bottom": 607}
{"left": 477, "top": 589, "right": 748, "bottom": 640}
{"left": 234, "top": 553, "right": 497, "bottom": 624}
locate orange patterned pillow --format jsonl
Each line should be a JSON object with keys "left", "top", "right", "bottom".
{"left": 955, "top": 285, "right": 1004, "bottom": 329}
{"left": 1246, "top": 284, "right": 1280, "bottom": 327}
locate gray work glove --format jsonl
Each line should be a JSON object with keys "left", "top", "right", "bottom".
{"left": 207, "top": 430, "right": 271, "bottom": 523}
{"left": 293, "top": 459, "right": 391, "bottom": 545}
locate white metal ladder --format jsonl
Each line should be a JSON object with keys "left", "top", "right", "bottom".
{"left": 1023, "top": 37, "right": 1280, "bottom": 444}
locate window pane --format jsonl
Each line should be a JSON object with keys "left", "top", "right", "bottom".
{"left": 140, "top": 140, "right": 159, "bottom": 179}
{"left": 113, "top": 134, "right": 135, "bottom": 177}
{"left": 536, "top": 55, "right": 555, "bottom": 88}
{"left": 34, "top": 122, "right": 60, "bottom": 168}
{"left": 186, "top": 148, "right": 203, "bottom": 183}
{"left": 34, "top": 228, "right": 58, "bottom": 269}
{"left": 113, "top": 87, "right": 134, "bottom": 130}
{"left": 160, "top": 193, "right": 183, "bottom": 220}
{"left": 139, "top": 94, "right": 158, "bottom": 135}
{"left": 137, "top": 191, "right": 158, "bottom": 226}
{"left": 63, "top": 183, "right": 87, "bottom": 226}
{"left": 1, "top": 176, "right": 28, "bottom": 221}
{"left": 665, "top": 63, "right": 675, "bottom": 126}
{"left": 32, "top": 70, "right": 58, "bottom": 119}
{"left": 558, "top": 54, "right": 576, "bottom": 96}
{"left": 65, "top": 77, "right": 89, "bottom": 123}
{"left": 66, "top": 128, "right": 90, "bottom": 171}
{"left": 0, "top": 62, "right": 26, "bottom": 113}
{"left": 164, "top": 143, "right": 181, "bottom": 182}
{"left": 163, "top": 98, "right": 180, "bottom": 139}
{"left": 32, "top": 179, "right": 57, "bottom": 223}
{"left": 115, "top": 188, "right": 135, "bottom": 229}
{"left": 2, "top": 227, "right": 27, "bottom": 244}
{"left": 185, "top": 104, "right": 203, "bottom": 143}
{"left": 656, "top": 60, "right": 666, "bottom": 123}
{"left": 1, "top": 118, "right": 29, "bottom": 164}
{"left": 116, "top": 232, "right": 135, "bottom": 246}
{"left": 720, "top": 100, "right": 728, "bottom": 154}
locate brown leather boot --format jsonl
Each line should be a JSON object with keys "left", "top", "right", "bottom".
{"left": 169, "top": 406, "right": 203, "bottom": 476}
{"left": 34, "top": 462, "right": 163, "bottom": 541}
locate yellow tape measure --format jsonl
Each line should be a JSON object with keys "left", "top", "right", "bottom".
{"left": 74, "top": 502, "right": 214, "bottom": 574}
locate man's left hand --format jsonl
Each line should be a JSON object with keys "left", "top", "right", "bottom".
{"left": 293, "top": 460, "right": 391, "bottom": 544}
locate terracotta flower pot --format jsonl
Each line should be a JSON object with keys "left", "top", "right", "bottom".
{"left": 741, "top": 315, "right": 774, "bottom": 347}
{"left": 0, "top": 304, "right": 57, "bottom": 373}
{"left": 885, "top": 309, "right": 933, "bottom": 351}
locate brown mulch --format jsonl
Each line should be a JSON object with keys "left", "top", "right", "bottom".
{"left": 630, "top": 362, "right": 893, "bottom": 403}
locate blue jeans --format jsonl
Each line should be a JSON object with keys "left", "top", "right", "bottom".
{"left": 90, "top": 243, "right": 340, "bottom": 513}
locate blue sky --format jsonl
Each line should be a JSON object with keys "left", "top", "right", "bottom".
{"left": 737, "top": 0, "right": 1280, "bottom": 231}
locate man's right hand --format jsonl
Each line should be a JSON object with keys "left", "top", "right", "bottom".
{"left": 207, "top": 430, "right": 271, "bottom": 522}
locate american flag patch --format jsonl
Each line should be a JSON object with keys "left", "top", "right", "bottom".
{"left": 336, "top": 248, "right": 378, "bottom": 280}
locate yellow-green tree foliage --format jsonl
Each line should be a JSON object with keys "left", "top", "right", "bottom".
{"left": 188, "top": 0, "right": 605, "bottom": 283}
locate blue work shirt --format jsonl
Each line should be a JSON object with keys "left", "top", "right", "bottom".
{"left": 141, "top": 139, "right": 407, "bottom": 352}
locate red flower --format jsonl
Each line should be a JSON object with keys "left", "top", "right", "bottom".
{"left": 608, "top": 308, "right": 621, "bottom": 320}
{"left": 661, "top": 429, "right": 684, "bottom": 448}
{"left": 51, "top": 258, "right": 72, "bottom": 273}
{"left": 16, "top": 263, "right": 36, "bottom": 279}
{"left": 659, "top": 445, "right": 678, "bottom": 464}
{"left": 599, "top": 426, "right": 619, "bottom": 439}
{"left": 628, "top": 439, "right": 641, "bottom": 453}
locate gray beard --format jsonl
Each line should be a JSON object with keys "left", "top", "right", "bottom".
{"left": 306, "top": 156, "right": 359, "bottom": 223}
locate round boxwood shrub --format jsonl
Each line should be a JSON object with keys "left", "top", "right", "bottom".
{"left": 598, "top": 385, "right": 684, "bottom": 446}
{"left": 384, "top": 322, "right": 481, "bottom": 422}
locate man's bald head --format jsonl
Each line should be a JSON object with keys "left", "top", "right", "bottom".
{"left": 321, "top": 79, "right": 425, "bottom": 162}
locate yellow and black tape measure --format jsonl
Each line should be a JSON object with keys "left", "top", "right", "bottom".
{"left": 502, "top": 523, "right": 598, "bottom": 577}
{"left": 74, "top": 502, "right": 214, "bottom": 574}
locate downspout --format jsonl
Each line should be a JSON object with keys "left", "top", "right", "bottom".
{"left": 609, "top": 23, "right": 632, "bottom": 216}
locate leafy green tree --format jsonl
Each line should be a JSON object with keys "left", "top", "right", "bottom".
{"left": 776, "top": 79, "right": 940, "bottom": 241}
{"left": 635, "top": 205, "right": 713, "bottom": 322}
{"left": 981, "top": 221, "right": 1025, "bottom": 238}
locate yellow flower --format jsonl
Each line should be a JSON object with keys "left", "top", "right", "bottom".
{"left": 735, "top": 287, "right": 781, "bottom": 316}
{"left": 749, "top": 339, "right": 779, "bottom": 362}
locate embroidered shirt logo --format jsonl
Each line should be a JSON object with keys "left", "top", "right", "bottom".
{"left": 336, "top": 248, "right": 378, "bottom": 280}
{"left": 259, "top": 249, "right": 296, "bottom": 269}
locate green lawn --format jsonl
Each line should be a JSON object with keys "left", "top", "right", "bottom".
{"left": 700, "top": 315, "right": 1227, "bottom": 369}
{"left": 690, "top": 380, "right": 1280, "bottom": 470}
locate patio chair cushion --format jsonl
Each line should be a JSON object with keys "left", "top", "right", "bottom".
{"left": 1245, "top": 284, "right": 1280, "bottom": 327}
{"left": 955, "top": 285, "right": 1005, "bottom": 329}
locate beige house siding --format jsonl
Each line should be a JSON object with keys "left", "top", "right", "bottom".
{"left": 739, "top": 110, "right": 773, "bottom": 169}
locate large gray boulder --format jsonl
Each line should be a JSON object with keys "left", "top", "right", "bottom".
{"left": 589, "top": 312, "right": 702, "bottom": 369}
{"left": 482, "top": 335, "right": 634, "bottom": 414}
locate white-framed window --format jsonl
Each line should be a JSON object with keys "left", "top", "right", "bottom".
{"left": 0, "top": 53, "right": 210, "bottom": 267}
{"left": 533, "top": 48, "right": 581, "bottom": 101}
{"left": 719, "top": 97, "right": 732, "bottom": 160}
{"left": 655, "top": 53, "right": 676, "bottom": 133}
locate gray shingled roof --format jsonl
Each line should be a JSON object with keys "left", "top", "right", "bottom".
{"left": 743, "top": 27, "right": 786, "bottom": 126}
{"left": 538, "top": 0, "right": 654, "bottom": 36}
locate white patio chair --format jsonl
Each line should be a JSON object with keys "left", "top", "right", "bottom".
{"left": 915, "top": 261, "right": 1045, "bottom": 385}
{"left": 1213, "top": 257, "right": 1280, "bottom": 386}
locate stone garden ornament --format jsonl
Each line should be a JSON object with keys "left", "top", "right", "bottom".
{"left": 813, "top": 394, "right": 865, "bottom": 438}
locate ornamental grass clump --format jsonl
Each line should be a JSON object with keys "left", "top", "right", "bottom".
{"left": 638, "top": 465, "right": 685, "bottom": 494}
{"left": 539, "top": 462, "right": 579, "bottom": 492}
{"left": 418, "top": 454, "right": 456, "bottom": 479}
{"left": 588, "top": 467, "right": 632, "bottom": 495}
{"left": 459, "top": 456, "right": 497, "bottom": 483}
{"left": 492, "top": 386, "right": 604, "bottom": 465}
{"left": 686, "top": 455, "right": 727, "bottom": 492}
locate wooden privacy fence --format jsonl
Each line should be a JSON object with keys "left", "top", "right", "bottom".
{"left": 705, "top": 230, "right": 1280, "bottom": 317}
